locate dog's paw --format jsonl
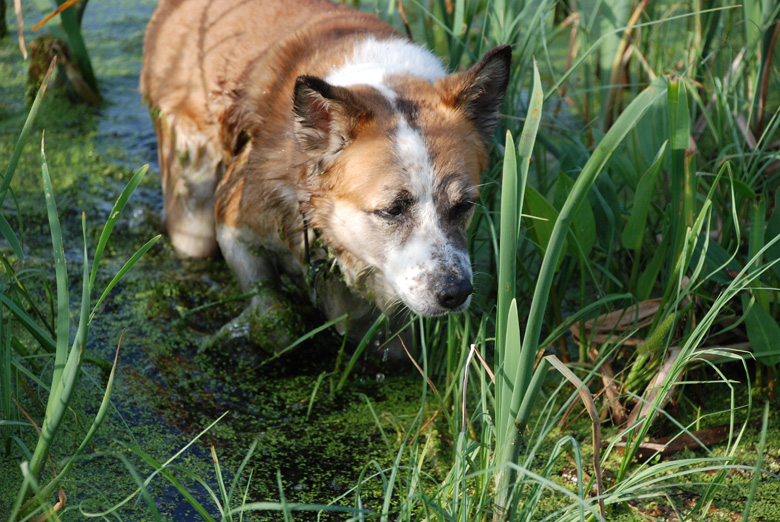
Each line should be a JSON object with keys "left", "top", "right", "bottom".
{"left": 202, "top": 287, "right": 306, "bottom": 357}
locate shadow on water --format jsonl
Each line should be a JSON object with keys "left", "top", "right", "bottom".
{"left": 0, "top": 2, "right": 425, "bottom": 520}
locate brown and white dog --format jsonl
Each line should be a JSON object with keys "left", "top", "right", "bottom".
{"left": 140, "top": 0, "right": 510, "bottom": 332}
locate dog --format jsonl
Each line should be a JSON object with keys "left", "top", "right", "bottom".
{"left": 140, "top": 0, "right": 511, "bottom": 342}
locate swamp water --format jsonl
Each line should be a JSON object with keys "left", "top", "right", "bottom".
{"left": 0, "top": 3, "right": 435, "bottom": 519}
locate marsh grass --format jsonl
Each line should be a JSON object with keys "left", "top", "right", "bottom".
{"left": 27, "top": 0, "right": 101, "bottom": 103}
{"left": 1, "top": 59, "right": 159, "bottom": 519}
{"left": 2, "top": 0, "right": 780, "bottom": 520}
{"left": 342, "top": 0, "right": 780, "bottom": 520}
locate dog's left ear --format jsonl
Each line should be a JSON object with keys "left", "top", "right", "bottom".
{"left": 443, "top": 45, "right": 512, "bottom": 142}
{"left": 293, "top": 76, "right": 369, "bottom": 168}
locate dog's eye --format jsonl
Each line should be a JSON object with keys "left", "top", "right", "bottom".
{"left": 450, "top": 199, "right": 475, "bottom": 219}
{"left": 375, "top": 199, "right": 409, "bottom": 220}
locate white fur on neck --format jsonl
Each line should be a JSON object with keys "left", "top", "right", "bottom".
{"left": 325, "top": 36, "right": 446, "bottom": 99}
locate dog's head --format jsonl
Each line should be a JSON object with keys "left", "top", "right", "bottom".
{"left": 294, "top": 45, "right": 511, "bottom": 316}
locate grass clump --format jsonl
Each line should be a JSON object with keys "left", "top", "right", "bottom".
{"left": 342, "top": 0, "right": 780, "bottom": 520}
{"left": 1, "top": 60, "right": 160, "bottom": 520}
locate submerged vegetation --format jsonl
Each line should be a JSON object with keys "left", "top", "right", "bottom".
{"left": 1, "top": 0, "right": 780, "bottom": 521}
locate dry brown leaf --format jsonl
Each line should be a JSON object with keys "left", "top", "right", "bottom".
{"left": 615, "top": 424, "right": 734, "bottom": 461}
{"left": 570, "top": 298, "right": 661, "bottom": 345}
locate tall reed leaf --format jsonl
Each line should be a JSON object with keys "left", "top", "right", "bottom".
{"left": 495, "top": 132, "right": 517, "bottom": 369}
{"left": 495, "top": 60, "right": 542, "bottom": 444}
{"left": 668, "top": 79, "right": 694, "bottom": 263}
{"left": 493, "top": 61, "right": 543, "bottom": 521}
{"left": 25, "top": 336, "right": 124, "bottom": 504}
{"left": 492, "top": 82, "right": 666, "bottom": 517}
{"left": 89, "top": 164, "right": 149, "bottom": 289}
{"left": 519, "top": 80, "right": 666, "bottom": 401}
{"left": 39, "top": 134, "right": 70, "bottom": 406}
{"left": 0, "top": 59, "right": 56, "bottom": 205}
{"left": 622, "top": 141, "right": 668, "bottom": 252}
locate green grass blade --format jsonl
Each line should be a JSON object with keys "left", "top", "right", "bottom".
{"left": 517, "top": 81, "right": 666, "bottom": 413}
{"left": 499, "top": 299, "right": 522, "bottom": 441}
{"left": 742, "top": 0, "right": 763, "bottom": 50}
{"left": 1, "top": 263, "right": 56, "bottom": 337}
{"left": 741, "top": 294, "right": 780, "bottom": 366}
{"left": 306, "top": 371, "right": 334, "bottom": 420}
{"left": 515, "top": 356, "right": 549, "bottom": 430}
{"left": 143, "top": 411, "right": 230, "bottom": 488}
{"left": 39, "top": 133, "right": 70, "bottom": 402}
{"left": 523, "top": 186, "right": 567, "bottom": 268}
{"left": 748, "top": 197, "right": 766, "bottom": 271}
{"left": 77, "top": 413, "right": 229, "bottom": 518}
{"left": 514, "top": 60, "right": 542, "bottom": 226}
{"left": 254, "top": 313, "right": 348, "bottom": 371}
{"left": 0, "top": 212, "right": 24, "bottom": 260}
{"left": 212, "top": 444, "right": 231, "bottom": 521}
{"left": 453, "top": 0, "right": 465, "bottom": 39}
{"left": 122, "top": 442, "right": 217, "bottom": 522}
{"left": 637, "top": 226, "right": 669, "bottom": 300}
{"left": 89, "top": 164, "right": 149, "bottom": 289}
{"left": 30, "top": 334, "right": 123, "bottom": 502}
{"left": 228, "top": 437, "right": 260, "bottom": 503}
{"left": 30, "top": 213, "right": 90, "bottom": 481}
{"left": 337, "top": 314, "right": 386, "bottom": 391}
{"left": 554, "top": 173, "right": 596, "bottom": 258}
{"left": 766, "top": 190, "right": 780, "bottom": 281}
{"left": 668, "top": 79, "right": 694, "bottom": 261}
{"left": 621, "top": 141, "right": 668, "bottom": 251}
{"left": 229, "top": 502, "right": 369, "bottom": 517}
{"left": 496, "top": 130, "right": 518, "bottom": 367}
{"left": 0, "top": 58, "right": 56, "bottom": 205}
{"left": 741, "top": 401, "right": 769, "bottom": 521}
{"left": 116, "top": 454, "right": 163, "bottom": 522}
{"left": 0, "top": 294, "right": 56, "bottom": 352}
{"left": 90, "top": 234, "right": 161, "bottom": 321}
{"left": 277, "top": 469, "right": 294, "bottom": 522}
{"left": 496, "top": 60, "right": 542, "bottom": 395}
{"left": 1, "top": 307, "right": 11, "bottom": 454}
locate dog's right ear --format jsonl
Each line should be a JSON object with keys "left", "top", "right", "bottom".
{"left": 293, "top": 76, "right": 368, "bottom": 168}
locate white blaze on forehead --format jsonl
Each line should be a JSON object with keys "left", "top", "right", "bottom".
{"left": 393, "top": 120, "right": 436, "bottom": 201}
{"left": 326, "top": 36, "right": 446, "bottom": 100}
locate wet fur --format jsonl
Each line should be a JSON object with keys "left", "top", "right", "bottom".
{"left": 141, "top": 0, "right": 510, "bottom": 324}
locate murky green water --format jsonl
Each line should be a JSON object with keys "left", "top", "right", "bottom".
{"left": 0, "top": 3, "right": 431, "bottom": 520}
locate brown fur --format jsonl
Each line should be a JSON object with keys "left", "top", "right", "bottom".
{"left": 141, "top": 0, "right": 511, "bottom": 324}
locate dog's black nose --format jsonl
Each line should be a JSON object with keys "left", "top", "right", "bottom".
{"left": 436, "top": 277, "right": 473, "bottom": 310}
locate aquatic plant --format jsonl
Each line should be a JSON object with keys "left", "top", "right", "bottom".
{"left": 26, "top": 0, "right": 101, "bottom": 103}
{"left": 343, "top": 0, "right": 780, "bottom": 519}
{"left": 1, "top": 60, "right": 158, "bottom": 520}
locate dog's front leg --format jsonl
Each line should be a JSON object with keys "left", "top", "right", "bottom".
{"left": 201, "top": 224, "right": 308, "bottom": 356}
{"left": 153, "top": 115, "right": 223, "bottom": 258}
